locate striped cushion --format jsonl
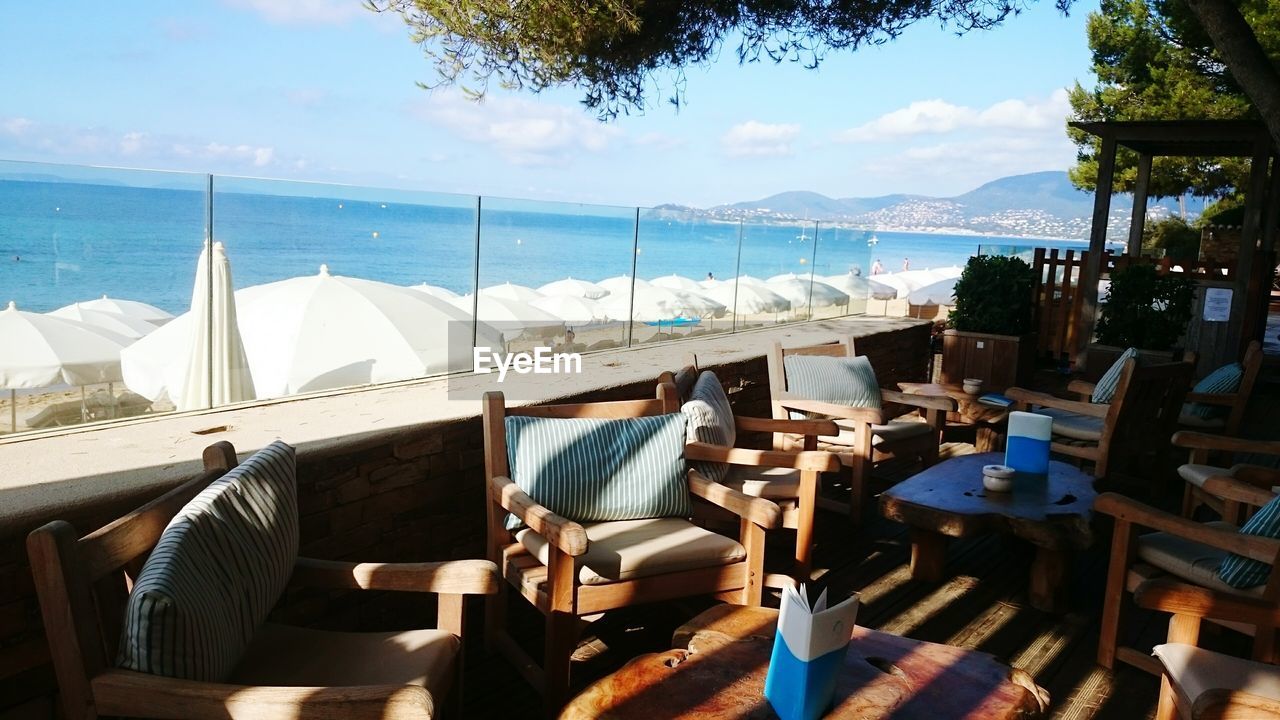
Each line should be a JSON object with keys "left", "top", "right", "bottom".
{"left": 118, "top": 441, "right": 299, "bottom": 680}
{"left": 1184, "top": 362, "right": 1244, "bottom": 420}
{"left": 505, "top": 414, "right": 691, "bottom": 528}
{"left": 1219, "top": 493, "right": 1280, "bottom": 589}
{"left": 1091, "top": 347, "right": 1139, "bottom": 403}
{"left": 784, "top": 355, "right": 881, "bottom": 421}
{"left": 682, "top": 371, "right": 736, "bottom": 482}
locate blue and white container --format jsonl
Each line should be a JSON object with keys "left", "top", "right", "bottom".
{"left": 1005, "top": 410, "right": 1053, "bottom": 476}
{"left": 764, "top": 585, "right": 859, "bottom": 720}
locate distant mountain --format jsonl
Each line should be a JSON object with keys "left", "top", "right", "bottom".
{"left": 684, "top": 171, "right": 1184, "bottom": 240}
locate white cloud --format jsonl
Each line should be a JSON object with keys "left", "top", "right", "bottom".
{"left": 860, "top": 134, "right": 1077, "bottom": 194}
{"left": 837, "top": 89, "right": 1071, "bottom": 142}
{"left": 2, "top": 118, "right": 33, "bottom": 136}
{"left": 221, "top": 0, "right": 366, "bottom": 25}
{"left": 631, "top": 132, "right": 685, "bottom": 151}
{"left": 721, "top": 121, "right": 800, "bottom": 158}
{"left": 409, "top": 92, "right": 620, "bottom": 166}
{"left": 285, "top": 88, "right": 329, "bottom": 108}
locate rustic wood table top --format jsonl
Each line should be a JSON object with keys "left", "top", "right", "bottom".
{"left": 879, "top": 452, "right": 1095, "bottom": 551}
{"left": 897, "top": 383, "right": 1010, "bottom": 425}
{"left": 560, "top": 604, "right": 1049, "bottom": 720}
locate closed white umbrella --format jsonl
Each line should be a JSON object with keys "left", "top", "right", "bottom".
{"left": 451, "top": 294, "right": 565, "bottom": 341}
{"left": 705, "top": 283, "right": 791, "bottom": 315}
{"left": 47, "top": 304, "right": 158, "bottom": 341}
{"left": 538, "top": 277, "right": 610, "bottom": 300}
{"left": 767, "top": 276, "right": 849, "bottom": 310}
{"left": 0, "top": 301, "right": 128, "bottom": 431}
{"left": 407, "top": 283, "right": 461, "bottom": 301}
{"left": 65, "top": 295, "right": 174, "bottom": 326}
{"left": 529, "top": 295, "right": 609, "bottom": 325}
{"left": 907, "top": 277, "right": 959, "bottom": 306}
{"left": 480, "top": 282, "right": 544, "bottom": 303}
{"left": 651, "top": 274, "right": 704, "bottom": 293}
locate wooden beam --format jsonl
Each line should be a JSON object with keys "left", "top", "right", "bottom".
{"left": 1128, "top": 153, "right": 1152, "bottom": 256}
{"left": 1076, "top": 136, "right": 1117, "bottom": 369}
{"left": 1264, "top": 154, "right": 1280, "bottom": 256}
{"left": 1231, "top": 141, "right": 1270, "bottom": 354}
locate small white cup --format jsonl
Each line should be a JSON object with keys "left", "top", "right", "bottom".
{"left": 962, "top": 378, "right": 983, "bottom": 395}
{"left": 982, "top": 464, "right": 1015, "bottom": 493}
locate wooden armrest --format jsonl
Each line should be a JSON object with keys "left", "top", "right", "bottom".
{"left": 685, "top": 442, "right": 840, "bottom": 473}
{"left": 1183, "top": 392, "right": 1237, "bottom": 406}
{"left": 92, "top": 669, "right": 433, "bottom": 719}
{"left": 1004, "top": 387, "right": 1109, "bottom": 417}
{"left": 1236, "top": 465, "right": 1280, "bottom": 489}
{"left": 776, "top": 396, "right": 885, "bottom": 424}
{"left": 734, "top": 415, "right": 839, "bottom": 437}
{"left": 1172, "top": 432, "right": 1280, "bottom": 456}
{"left": 687, "top": 469, "right": 781, "bottom": 529}
{"left": 1134, "top": 579, "right": 1280, "bottom": 629}
{"left": 1201, "top": 476, "right": 1278, "bottom": 509}
{"left": 1066, "top": 379, "right": 1096, "bottom": 397}
{"left": 1095, "top": 492, "right": 1280, "bottom": 563}
{"left": 292, "top": 557, "right": 500, "bottom": 595}
{"left": 490, "top": 475, "right": 588, "bottom": 556}
{"left": 879, "top": 389, "right": 955, "bottom": 412}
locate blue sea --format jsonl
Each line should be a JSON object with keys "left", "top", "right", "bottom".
{"left": 0, "top": 179, "right": 1091, "bottom": 314}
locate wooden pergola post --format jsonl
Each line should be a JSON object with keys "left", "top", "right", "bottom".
{"left": 1127, "top": 153, "right": 1152, "bottom": 257}
{"left": 1229, "top": 139, "right": 1271, "bottom": 354}
{"left": 1075, "top": 136, "right": 1117, "bottom": 368}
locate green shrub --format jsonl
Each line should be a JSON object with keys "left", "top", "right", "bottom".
{"left": 1095, "top": 264, "right": 1194, "bottom": 351}
{"left": 1143, "top": 217, "right": 1201, "bottom": 260}
{"left": 950, "top": 255, "right": 1036, "bottom": 336}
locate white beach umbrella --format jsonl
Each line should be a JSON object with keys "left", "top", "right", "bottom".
{"left": 599, "top": 284, "right": 693, "bottom": 322}
{"left": 888, "top": 270, "right": 945, "bottom": 294}
{"left": 47, "top": 304, "right": 158, "bottom": 341}
{"left": 480, "top": 282, "right": 544, "bottom": 303}
{"left": 597, "top": 275, "right": 651, "bottom": 298}
{"left": 451, "top": 294, "right": 565, "bottom": 341}
{"left": 767, "top": 276, "right": 850, "bottom": 310}
{"left": 821, "top": 273, "right": 895, "bottom": 301}
{"left": 731, "top": 275, "right": 771, "bottom": 289}
{"left": 907, "top": 277, "right": 959, "bottom": 306}
{"left": 651, "top": 274, "right": 704, "bottom": 293}
{"left": 0, "top": 301, "right": 129, "bottom": 431}
{"left": 65, "top": 295, "right": 174, "bottom": 326}
{"left": 529, "top": 295, "right": 609, "bottom": 325}
{"left": 929, "top": 266, "right": 965, "bottom": 281}
{"left": 672, "top": 290, "right": 727, "bottom": 319}
{"left": 407, "top": 283, "right": 461, "bottom": 301}
{"left": 868, "top": 274, "right": 909, "bottom": 300}
{"left": 538, "top": 277, "right": 610, "bottom": 300}
{"left": 704, "top": 283, "right": 791, "bottom": 315}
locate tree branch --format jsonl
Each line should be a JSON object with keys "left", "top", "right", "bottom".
{"left": 1185, "top": 0, "right": 1280, "bottom": 147}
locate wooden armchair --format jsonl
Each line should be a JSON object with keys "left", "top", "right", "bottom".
{"left": 1006, "top": 358, "right": 1193, "bottom": 481}
{"left": 1135, "top": 579, "right": 1280, "bottom": 720}
{"left": 661, "top": 363, "right": 843, "bottom": 587}
{"left": 27, "top": 441, "right": 499, "bottom": 720}
{"left": 1176, "top": 431, "right": 1280, "bottom": 521}
{"left": 766, "top": 337, "right": 953, "bottom": 522}
{"left": 1095, "top": 478, "right": 1280, "bottom": 673}
{"left": 481, "top": 384, "right": 781, "bottom": 714}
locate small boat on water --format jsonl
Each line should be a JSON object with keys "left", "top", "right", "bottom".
{"left": 867, "top": 233, "right": 879, "bottom": 247}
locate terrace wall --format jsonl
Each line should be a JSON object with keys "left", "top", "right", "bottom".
{"left": 0, "top": 318, "right": 930, "bottom": 719}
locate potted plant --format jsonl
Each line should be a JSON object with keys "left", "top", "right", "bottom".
{"left": 941, "top": 254, "right": 1037, "bottom": 392}
{"left": 1086, "top": 263, "right": 1195, "bottom": 376}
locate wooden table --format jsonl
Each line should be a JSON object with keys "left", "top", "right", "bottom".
{"left": 879, "top": 452, "right": 1095, "bottom": 613}
{"left": 560, "top": 605, "right": 1049, "bottom": 719}
{"left": 897, "top": 383, "right": 1009, "bottom": 451}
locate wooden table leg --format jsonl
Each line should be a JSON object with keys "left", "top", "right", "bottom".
{"left": 1029, "top": 546, "right": 1070, "bottom": 613}
{"left": 975, "top": 425, "right": 1004, "bottom": 452}
{"left": 909, "top": 528, "right": 948, "bottom": 582}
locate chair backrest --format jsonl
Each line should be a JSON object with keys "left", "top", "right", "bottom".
{"left": 1102, "top": 359, "right": 1194, "bottom": 477}
{"left": 1226, "top": 340, "right": 1264, "bottom": 435}
{"left": 766, "top": 338, "right": 855, "bottom": 415}
{"left": 26, "top": 442, "right": 239, "bottom": 720}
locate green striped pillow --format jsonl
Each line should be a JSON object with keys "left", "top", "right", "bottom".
{"left": 683, "top": 371, "right": 736, "bottom": 482}
{"left": 505, "top": 413, "right": 691, "bottom": 528}
{"left": 1219, "top": 493, "right": 1280, "bottom": 589}
{"left": 1091, "top": 347, "right": 1139, "bottom": 403}
{"left": 1184, "top": 362, "right": 1244, "bottom": 420}
{"left": 784, "top": 355, "right": 881, "bottom": 420}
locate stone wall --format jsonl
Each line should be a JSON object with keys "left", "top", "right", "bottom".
{"left": 0, "top": 322, "right": 929, "bottom": 719}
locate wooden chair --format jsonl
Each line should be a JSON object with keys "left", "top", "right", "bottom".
{"left": 660, "top": 363, "right": 843, "bottom": 588}
{"left": 481, "top": 384, "right": 781, "bottom": 715}
{"left": 1176, "top": 432, "right": 1280, "bottom": 521}
{"left": 1069, "top": 342, "right": 1260, "bottom": 437}
{"left": 1095, "top": 476, "right": 1280, "bottom": 674}
{"left": 27, "top": 441, "right": 499, "bottom": 720}
{"left": 1135, "top": 579, "right": 1280, "bottom": 719}
{"left": 1006, "top": 358, "right": 1193, "bottom": 481}
{"left": 766, "top": 337, "right": 953, "bottom": 522}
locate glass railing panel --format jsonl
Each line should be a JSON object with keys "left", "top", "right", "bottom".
{"left": 210, "top": 176, "right": 480, "bottom": 400}
{"left": 632, "top": 209, "right": 739, "bottom": 342}
{"left": 732, "top": 220, "right": 820, "bottom": 327}
{"left": 476, "top": 197, "right": 636, "bottom": 354}
{"left": 0, "top": 159, "right": 207, "bottom": 434}
{"left": 810, "top": 223, "right": 873, "bottom": 319}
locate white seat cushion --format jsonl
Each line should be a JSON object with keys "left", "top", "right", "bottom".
{"left": 1178, "top": 464, "right": 1241, "bottom": 489}
{"left": 516, "top": 517, "right": 746, "bottom": 586}
{"left": 1153, "top": 643, "right": 1280, "bottom": 710}
{"left": 823, "top": 418, "right": 932, "bottom": 447}
{"left": 720, "top": 465, "right": 802, "bottom": 500}
{"left": 1136, "top": 521, "right": 1264, "bottom": 597}
{"left": 1033, "top": 407, "right": 1104, "bottom": 442}
{"left": 1178, "top": 411, "right": 1228, "bottom": 429}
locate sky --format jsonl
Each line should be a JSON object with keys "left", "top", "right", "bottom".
{"left": 0, "top": 1, "right": 1099, "bottom": 208}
